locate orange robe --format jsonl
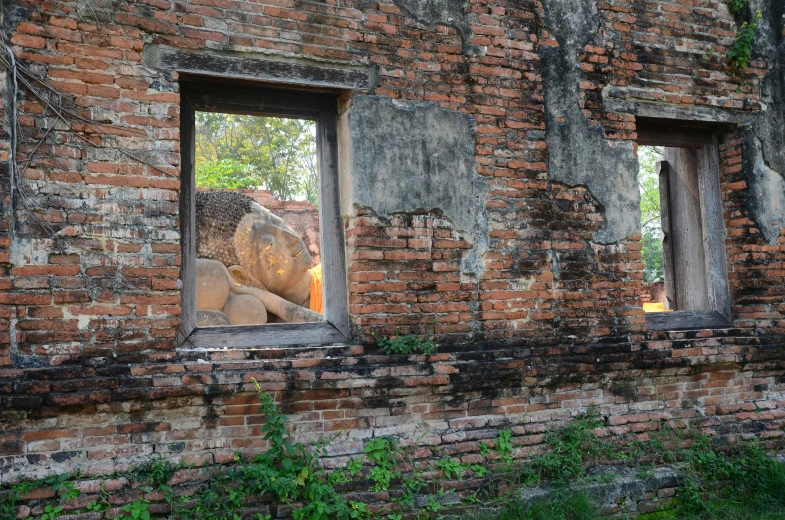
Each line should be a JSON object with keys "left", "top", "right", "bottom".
{"left": 642, "top": 302, "right": 672, "bottom": 313}
{"left": 308, "top": 264, "right": 323, "bottom": 313}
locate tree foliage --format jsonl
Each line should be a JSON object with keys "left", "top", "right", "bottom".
{"left": 639, "top": 146, "right": 664, "bottom": 282}
{"left": 195, "top": 112, "right": 319, "bottom": 204}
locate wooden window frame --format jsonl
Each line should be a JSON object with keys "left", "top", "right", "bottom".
{"left": 637, "top": 119, "right": 732, "bottom": 331}
{"left": 178, "top": 80, "right": 349, "bottom": 348}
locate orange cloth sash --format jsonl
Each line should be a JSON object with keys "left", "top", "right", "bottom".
{"left": 309, "top": 264, "right": 323, "bottom": 313}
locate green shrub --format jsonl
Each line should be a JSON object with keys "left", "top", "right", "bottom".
{"left": 728, "top": 11, "right": 762, "bottom": 77}
{"left": 727, "top": 0, "right": 749, "bottom": 14}
{"left": 373, "top": 330, "right": 434, "bottom": 355}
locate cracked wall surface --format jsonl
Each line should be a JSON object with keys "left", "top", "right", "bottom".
{"left": 743, "top": 0, "right": 785, "bottom": 244}
{"left": 542, "top": 0, "right": 640, "bottom": 244}
{"left": 344, "top": 95, "right": 488, "bottom": 277}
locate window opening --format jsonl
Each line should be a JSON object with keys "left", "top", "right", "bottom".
{"left": 639, "top": 144, "right": 714, "bottom": 314}
{"left": 634, "top": 121, "right": 731, "bottom": 330}
{"left": 193, "top": 112, "right": 324, "bottom": 328}
{"left": 638, "top": 146, "right": 667, "bottom": 313}
{"left": 179, "top": 82, "right": 348, "bottom": 347}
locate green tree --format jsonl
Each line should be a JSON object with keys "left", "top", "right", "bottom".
{"left": 195, "top": 113, "right": 318, "bottom": 204}
{"left": 638, "top": 146, "right": 664, "bottom": 282}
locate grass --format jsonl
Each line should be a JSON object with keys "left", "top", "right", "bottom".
{"left": 488, "top": 492, "right": 601, "bottom": 520}
{"left": 464, "top": 458, "right": 785, "bottom": 520}
{"left": 459, "top": 413, "right": 785, "bottom": 520}
{"left": 674, "top": 440, "right": 785, "bottom": 520}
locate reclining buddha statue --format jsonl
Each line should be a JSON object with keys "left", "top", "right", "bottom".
{"left": 194, "top": 191, "right": 323, "bottom": 326}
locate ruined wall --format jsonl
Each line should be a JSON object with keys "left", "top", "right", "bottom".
{"left": 736, "top": 0, "right": 785, "bottom": 337}
{"left": 1, "top": 0, "right": 785, "bottom": 500}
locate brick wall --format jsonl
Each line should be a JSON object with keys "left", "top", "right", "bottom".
{"left": 639, "top": 282, "right": 664, "bottom": 304}
{"left": 0, "top": 0, "right": 784, "bottom": 503}
{"left": 2, "top": 331, "right": 785, "bottom": 496}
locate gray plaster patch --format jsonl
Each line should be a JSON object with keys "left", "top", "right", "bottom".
{"left": 750, "top": 0, "right": 785, "bottom": 175}
{"left": 414, "top": 491, "right": 461, "bottom": 508}
{"left": 346, "top": 95, "right": 488, "bottom": 277}
{"left": 391, "top": 0, "right": 479, "bottom": 54}
{"left": 515, "top": 466, "right": 682, "bottom": 514}
{"left": 542, "top": 0, "right": 640, "bottom": 244}
{"left": 742, "top": 0, "right": 785, "bottom": 244}
{"left": 744, "top": 131, "right": 785, "bottom": 244}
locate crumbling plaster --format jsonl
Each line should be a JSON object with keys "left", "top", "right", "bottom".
{"left": 390, "top": 0, "right": 480, "bottom": 55}
{"left": 743, "top": 0, "right": 785, "bottom": 245}
{"left": 542, "top": 0, "right": 641, "bottom": 245}
{"left": 341, "top": 95, "right": 489, "bottom": 278}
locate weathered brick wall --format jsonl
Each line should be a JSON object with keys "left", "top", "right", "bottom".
{"left": 2, "top": 330, "right": 785, "bottom": 488}
{"left": 0, "top": 0, "right": 784, "bottom": 501}
{"left": 0, "top": 0, "right": 771, "bottom": 359}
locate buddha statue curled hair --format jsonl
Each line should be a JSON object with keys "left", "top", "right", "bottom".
{"left": 195, "top": 191, "right": 253, "bottom": 267}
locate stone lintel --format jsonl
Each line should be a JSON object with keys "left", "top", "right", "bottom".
{"left": 145, "top": 45, "right": 377, "bottom": 92}
{"left": 603, "top": 86, "right": 761, "bottom": 125}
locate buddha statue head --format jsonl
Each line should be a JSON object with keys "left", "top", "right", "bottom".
{"left": 195, "top": 191, "right": 314, "bottom": 307}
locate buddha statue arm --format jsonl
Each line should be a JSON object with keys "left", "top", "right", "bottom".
{"left": 229, "top": 284, "right": 322, "bottom": 323}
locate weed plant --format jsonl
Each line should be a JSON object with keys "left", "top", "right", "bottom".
{"left": 531, "top": 413, "right": 612, "bottom": 485}
{"left": 728, "top": 10, "right": 762, "bottom": 77}
{"left": 373, "top": 330, "right": 434, "bottom": 356}
{"left": 727, "top": 0, "right": 749, "bottom": 14}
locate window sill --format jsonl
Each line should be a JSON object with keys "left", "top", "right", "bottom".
{"left": 179, "top": 321, "right": 348, "bottom": 349}
{"left": 645, "top": 309, "right": 731, "bottom": 331}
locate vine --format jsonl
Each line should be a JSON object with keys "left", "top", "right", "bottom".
{"left": 0, "top": 36, "right": 200, "bottom": 345}
{"left": 725, "top": 2, "right": 763, "bottom": 78}
{"left": 0, "top": 39, "right": 177, "bottom": 253}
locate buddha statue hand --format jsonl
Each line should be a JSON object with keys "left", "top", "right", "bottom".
{"left": 227, "top": 270, "right": 321, "bottom": 323}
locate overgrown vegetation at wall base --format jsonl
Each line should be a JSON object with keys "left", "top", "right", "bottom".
{"left": 676, "top": 437, "right": 785, "bottom": 520}
{"left": 3, "top": 402, "right": 785, "bottom": 520}
{"left": 178, "top": 381, "right": 370, "bottom": 520}
{"left": 0, "top": 381, "right": 370, "bottom": 520}
{"left": 466, "top": 425, "right": 785, "bottom": 520}
{"left": 472, "top": 492, "right": 600, "bottom": 520}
